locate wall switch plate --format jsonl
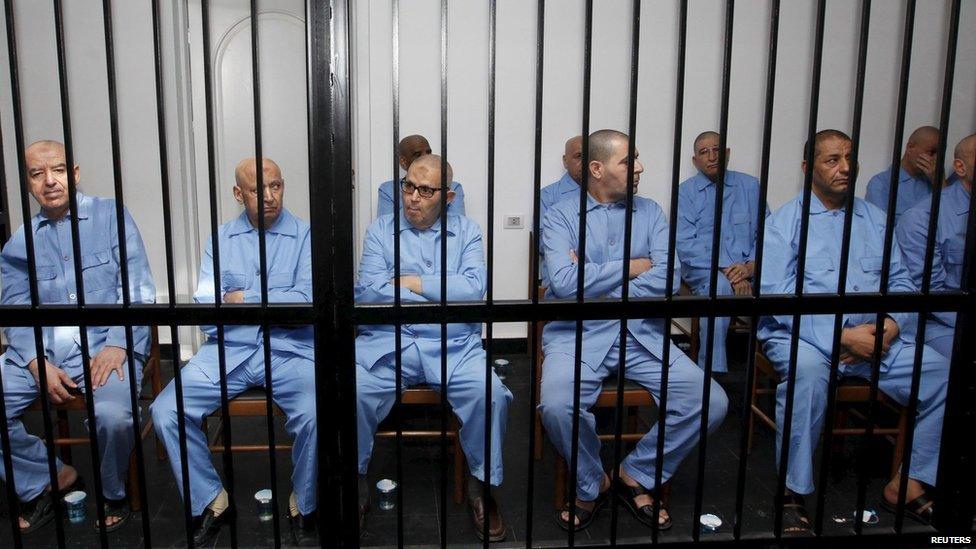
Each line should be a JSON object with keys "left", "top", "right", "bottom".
{"left": 504, "top": 214, "right": 524, "bottom": 229}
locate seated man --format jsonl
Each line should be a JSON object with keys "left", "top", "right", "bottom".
{"left": 375, "top": 134, "right": 465, "bottom": 217}
{"left": 356, "top": 154, "right": 511, "bottom": 542}
{"left": 676, "top": 130, "right": 767, "bottom": 374}
{"left": 0, "top": 140, "right": 155, "bottom": 533}
{"left": 539, "top": 129, "right": 728, "bottom": 532}
{"left": 151, "top": 158, "right": 318, "bottom": 546}
{"left": 759, "top": 129, "right": 948, "bottom": 533}
{"left": 866, "top": 125, "right": 942, "bottom": 227}
{"left": 896, "top": 133, "right": 975, "bottom": 358}
{"left": 538, "top": 135, "right": 583, "bottom": 286}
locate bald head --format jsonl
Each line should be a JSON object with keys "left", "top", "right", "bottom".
{"left": 902, "top": 126, "right": 940, "bottom": 180}
{"left": 408, "top": 154, "right": 453, "bottom": 185}
{"left": 233, "top": 157, "right": 285, "bottom": 228}
{"left": 25, "top": 139, "right": 77, "bottom": 219}
{"left": 563, "top": 135, "right": 584, "bottom": 183}
{"left": 693, "top": 131, "right": 720, "bottom": 154}
{"left": 398, "top": 134, "right": 432, "bottom": 171}
{"left": 908, "top": 126, "right": 940, "bottom": 146}
{"left": 952, "top": 133, "right": 976, "bottom": 187}
{"left": 235, "top": 157, "right": 281, "bottom": 187}
{"left": 588, "top": 129, "right": 628, "bottom": 164}
{"left": 26, "top": 139, "right": 66, "bottom": 159}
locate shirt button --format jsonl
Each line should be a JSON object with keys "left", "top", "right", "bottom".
{"left": 256, "top": 270, "right": 261, "bottom": 276}
{"left": 609, "top": 240, "right": 615, "bottom": 246}
{"left": 425, "top": 261, "right": 432, "bottom": 268}
{"left": 69, "top": 293, "right": 76, "bottom": 300}
{"left": 63, "top": 255, "right": 70, "bottom": 261}
{"left": 853, "top": 285, "right": 860, "bottom": 291}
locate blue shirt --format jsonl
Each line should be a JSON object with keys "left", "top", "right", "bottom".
{"left": 895, "top": 181, "right": 971, "bottom": 329}
{"left": 1, "top": 192, "right": 156, "bottom": 368}
{"left": 376, "top": 179, "right": 466, "bottom": 218}
{"left": 758, "top": 192, "right": 918, "bottom": 369}
{"left": 541, "top": 193, "right": 683, "bottom": 369}
{"left": 538, "top": 172, "right": 581, "bottom": 285}
{"left": 355, "top": 210, "right": 486, "bottom": 371}
{"left": 676, "top": 170, "right": 767, "bottom": 285}
{"left": 865, "top": 166, "right": 935, "bottom": 227}
{"left": 193, "top": 208, "right": 313, "bottom": 375}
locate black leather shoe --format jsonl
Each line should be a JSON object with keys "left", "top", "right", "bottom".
{"left": 191, "top": 505, "right": 234, "bottom": 547}
{"left": 290, "top": 511, "right": 319, "bottom": 546}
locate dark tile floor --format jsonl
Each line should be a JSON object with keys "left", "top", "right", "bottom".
{"left": 1, "top": 332, "right": 936, "bottom": 547}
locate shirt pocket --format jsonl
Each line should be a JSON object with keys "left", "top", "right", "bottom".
{"left": 267, "top": 271, "right": 294, "bottom": 290}
{"left": 35, "top": 264, "right": 60, "bottom": 303}
{"left": 221, "top": 271, "right": 249, "bottom": 292}
{"left": 805, "top": 255, "right": 835, "bottom": 272}
{"left": 945, "top": 247, "right": 964, "bottom": 266}
{"left": 81, "top": 250, "right": 117, "bottom": 292}
{"left": 858, "top": 255, "right": 883, "bottom": 273}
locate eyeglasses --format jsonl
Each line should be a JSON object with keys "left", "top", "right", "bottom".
{"left": 400, "top": 178, "right": 442, "bottom": 199}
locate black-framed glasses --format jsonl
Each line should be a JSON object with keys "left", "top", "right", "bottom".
{"left": 400, "top": 178, "right": 441, "bottom": 199}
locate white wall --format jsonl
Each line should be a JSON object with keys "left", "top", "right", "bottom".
{"left": 351, "top": 0, "right": 976, "bottom": 339}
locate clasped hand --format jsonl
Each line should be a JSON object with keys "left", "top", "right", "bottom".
{"left": 839, "top": 318, "right": 899, "bottom": 365}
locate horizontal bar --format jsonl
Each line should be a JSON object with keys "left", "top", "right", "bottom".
{"left": 3, "top": 291, "right": 972, "bottom": 327}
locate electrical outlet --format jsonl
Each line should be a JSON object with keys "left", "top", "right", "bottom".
{"left": 504, "top": 214, "right": 524, "bottom": 229}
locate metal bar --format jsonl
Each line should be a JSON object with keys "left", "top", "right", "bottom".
{"left": 97, "top": 1, "right": 154, "bottom": 544}
{"left": 199, "top": 1, "right": 238, "bottom": 545}
{"left": 732, "top": 0, "right": 778, "bottom": 539}
{"left": 692, "top": 1, "right": 734, "bottom": 540}
{"left": 148, "top": 0, "right": 195, "bottom": 543}
{"left": 482, "top": 0, "right": 497, "bottom": 545}
{"left": 651, "top": 0, "right": 687, "bottom": 538}
{"left": 773, "top": 0, "right": 825, "bottom": 537}
{"left": 524, "top": 1, "right": 545, "bottom": 545}
{"left": 439, "top": 1, "right": 448, "bottom": 545}
{"left": 812, "top": 0, "right": 872, "bottom": 536}
{"left": 607, "top": 0, "right": 641, "bottom": 543}
{"left": 247, "top": 0, "right": 283, "bottom": 545}
{"left": 853, "top": 0, "right": 916, "bottom": 535}
{"left": 391, "top": 0, "right": 405, "bottom": 545}
{"left": 51, "top": 0, "right": 109, "bottom": 544}
{"left": 893, "top": 0, "right": 959, "bottom": 533}
{"left": 566, "top": 0, "right": 593, "bottom": 544}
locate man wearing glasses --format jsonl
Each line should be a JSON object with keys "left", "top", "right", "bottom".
{"left": 374, "top": 134, "right": 466, "bottom": 218}
{"left": 355, "top": 154, "right": 511, "bottom": 542}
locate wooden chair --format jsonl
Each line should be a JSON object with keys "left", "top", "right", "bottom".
{"left": 204, "top": 387, "right": 291, "bottom": 454}
{"left": 676, "top": 280, "right": 753, "bottom": 366}
{"left": 26, "top": 326, "right": 164, "bottom": 512}
{"left": 748, "top": 349, "right": 909, "bottom": 478}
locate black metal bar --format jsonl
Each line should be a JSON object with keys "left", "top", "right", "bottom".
{"left": 692, "top": 1, "right": 734, "bottom": 540}
{"left": 97, "top": 1, "right": 154, "bottom": 544}
{"left": 773, "top": 0, "right": 825, "bottom": 537}
{"left": 482, "top": 0, "right": 497, "bottom": 545}
{"left": 732, "top": 0, "right": 778, "bottom": 539}
{"left": 391, "top": 0, "right": 405, "bottom": 545}
{"left": 3, "top": 0, "right": 69, "bottom": 544}
{"left": 566, "top": 1, "right": 593, "bottom": 544}
{"left": 894, "top": 0, "right": 959, "bottom": 533}
{"left": 853, "top": 0, "right": 916, "bottom": 535}
{"left": 524, "top": 1, "right": 545, "bottom": 545}
{"left": 51, "top": 0, "right": 110, "bottom": 544}
{"left": 247, "top": 1, "right": 283, "bottom": 545}
{"left": 148, "top": 0, "right": 195, "bottom": 543}
{"left": 438, "top": 1, "right": 448, "bottom": 546}
{"left": 199, "top": 1, "right": 238, "bottom": 545}
{"left": 606, "top": 0, "right": 641, "bottom": 543}
{"left": 812, "top": 0, "right": 872, "bottom": 536}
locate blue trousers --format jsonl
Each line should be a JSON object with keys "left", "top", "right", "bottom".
{"left": 356, "top": 342, "right": 512, "bottom": 486}
{"left": 685, "top": 268, "right": 734, "bottom": 374}
{"left": 151, "top": 348, "right": 317, "bottom": 517}
{"left": 0, "top": 355, "right": 142, "bottom": 501}
{"left": 764, "top": 337, "right": 948, "bottom": 495}
{"left": 538, "top": 335, "right": 728, "bottom": 501}
{"left": 923, "top": 319, "right": 955, "bottom": 360}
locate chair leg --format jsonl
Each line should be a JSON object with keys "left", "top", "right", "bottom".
{"left": 747, "top": 374, "right": 760, "bottom": 455}
{"left": 127, "top": 451, "right": 141, "bottom": 512}
{"left": 831, "top": 408, "right": 848, "bottom": 459}
{"left": 534, "top": 411, "right": 544, "bottom": 461}
{"left": 453, "top": 420, "right": 464, "bottom": 505}
{"left": 56, "top": 409, "right": 73, "bottom": 464}
{"left": 891, "top": 406, "right": 909, "bottom": 479}
{"left": 554, "top": 454, "right": 566, "bottom": 510}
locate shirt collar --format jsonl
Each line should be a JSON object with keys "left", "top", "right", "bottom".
{"left": 559, "top": 172, "right": 581, "bottom": 194}
{"left": 227, "top": 208, "right": 297, "bottom": 237}
{"left": 951, "top": 181, "right": 972, "bottom": 215}
{"left": 693, "top": 171, "right": 737, "bottom": 192}
{"left": 584, "top": 192, "right": 637, "bottom": 212}
{"left": 33, "top": 192, "right": 91, "bottom": 232}
{"left": 397, "top": 207, "right": 458, "bottom": 236}
{"left": 806, "top": 191, "right": 864, "bottom": 218}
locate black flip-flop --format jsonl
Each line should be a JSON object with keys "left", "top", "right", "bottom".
{"left": 613, "top": 477, "right": 672, "bottom": 531}
{"left": 95, "top": 497, "right": 130, "bottom": 533}
{"left": 19, "top": 476, "right": 85, "bottom": 535}
{"left": 781, "top": 493, "right": 813, "bottom": 536}
{"left": 880, "top": 493, "right": 934, "bottom": 525}
{"left": 555, "top": 488, "right": 609, "bottom": 532}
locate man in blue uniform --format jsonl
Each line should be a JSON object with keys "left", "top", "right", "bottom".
{"left": 759, "top": 129, "right": 948, "bottom": 532}
{"left": 375, "top": 134, "right": 465, "bottom": 217}
{"left": 0, "top": 140, "right": 155, "bottom": 533}
{"left": 676, "top": 130, "right": 767, "bottom": 373}
{"left": 866, "top": 126, "right": 942, "bottom": 227}
{"left": 151, "top": 158, "right": 318, "bottom": 546}
{"left": 539, "top": 129, "right": 728, "bottom": 532}
{"left": 896, "top": 133, "right": 974, "bottom": 358}
{"left": 537, "top": 135, "right": 583, "bottom": 286}
{"left": 356, "top": 154, "right": 511, "bottom": 541}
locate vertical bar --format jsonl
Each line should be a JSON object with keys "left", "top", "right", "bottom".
{"left": 523, "top": 1, "right": 545, "bottom": 545}
{"left": 812, "top": 0, "right": 872, "bottom": 536}
{"left": 4, "top": 0, "right": 70, "bottom": 544}
{"left": 391, "top": 1, "right": 405, "bottom": 545}
{"left": 97, "top": 1, "right": 154, "bottom": 544}
{"left": 606, "top": 0, "right": 641, "bottom": 543}
{"left": 50, "top": 0, "right": 110, "bottom": 544}
{"left": 732, "top": 0, "right": 778, "bottom": 539}
{"left": 438, "top": 1, "right": 449, "bottom": 546}
{"left": 691, "top": 1, "right": 734, "bottom": 541}
{"left": 853, "top": 0, "right": 916, "bottom": 535}
{"left": 148, "top": 0, "right": 196, "bottom": 543}
{"left": 651, "top": 0, "right": 687, "bottom": 541}
{"left": 566, "top": 1, "right": 593, "bottom": 544}
{"left": 247, "top": 0, "right": 283, "bottom": 545}
{"left": 893, "top": 0, "right": 959, "bottom": 533}
{"left": 482, "top": 0, "right": 496, "bottom": 545}
{"left": 772, "top": 0, "right": 825, "bottom": 537}
{"left": 199, "top": 1, "right": 238, "bottom": 545}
